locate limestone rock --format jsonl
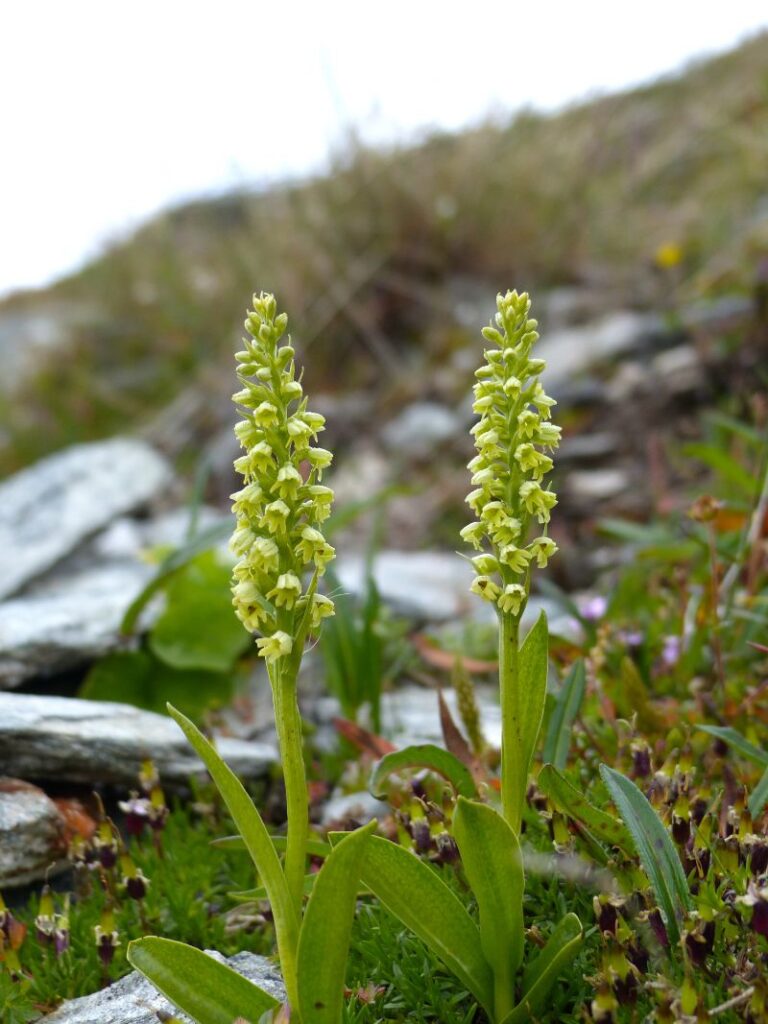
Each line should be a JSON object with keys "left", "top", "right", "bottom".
{"left": 0, "top": 693, "right": 277, "bottom": 786}
{"left": 41, "top": 950, "right": 285, "bottom": 1023}
{"left": 0, "top": 438, "right": 172, "bottom": 600}
{"left": 0, "top": 563, "right": 153, "bottom": 688}
{"left": 0, "top": 777, "right": 66, "bottom": 887}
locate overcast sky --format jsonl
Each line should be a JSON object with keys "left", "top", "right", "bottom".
{"left": 2, "top": 2, "right": 766, "bottom": 299}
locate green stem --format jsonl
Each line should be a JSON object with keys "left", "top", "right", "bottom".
{"left": 499, "top": 611, "right": 523, "bottom": 833}
{"left": 270, "top": 663, "right": 309, "bottom": 919}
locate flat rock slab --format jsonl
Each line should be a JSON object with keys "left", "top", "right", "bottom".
{"left": 0, "top": 438, "right": 172, "bottom": 600}
{"left": 336, "top": 551, "right": 474, "bottom": 621}
{"left": 41, "top": 950, "right": 285, "bottom": 1023}
{"left": 0, "top": 694, "right": 277, "bottom": 786}
{"left": 0, "top": 777, "right": 66, "bottom": 888}
{"left": 0, "top": 563, "right": 154, "bottom": 688}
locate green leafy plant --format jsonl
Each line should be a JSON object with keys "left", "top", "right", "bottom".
{"left": 129, "top": 294, "right": 369, "bottom": 1023}
{"left": 361, "top": 291, "right": 582, "bottom": 1022}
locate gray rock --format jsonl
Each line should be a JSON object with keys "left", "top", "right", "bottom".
{"left": 540, "top": 310, "right": 662, "bottom": 393}
{"left": 0, "top": 694, "right": 277, "bottom": 786}
{"left": 0, "top": 778, "right": 66, "bottom": 888}
{"left": 651, "top": 344, "right": 704, "bottom": 395}
{"left": 0, "top": 438, "right": 172, "bottom": 600}
{"left": 381, "top": 402, "right": 465, "bottom": 457}
{"left": 336, "top": 550, "right": 474, "bottom": 621}
{"left": 41, "top": 950, "right": 285, "bottom": 1023}
{"left": 321, "top": 789, "right": 388, "bottom": 826}
{"left": 0, "top": 563, "right": 153, "bottom": 688}
{"left": 558, "top": 432, "right": 619, "bottom": 463}
{"left": 566, "top": 468, "right": 632, "bottom": 503}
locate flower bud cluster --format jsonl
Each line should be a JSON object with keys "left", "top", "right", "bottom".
{"left": 231, "top": 293, "right": 335, "bottom": 663}
{"left": 462, "top": 290, "right": 560, "bottom": 618}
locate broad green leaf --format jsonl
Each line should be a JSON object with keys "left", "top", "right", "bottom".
{"left": 749, "top": 765, "right": 768, "bottom": 818}
{"left": 542, "top": 661, "right": 586, "bottom": 770}
{"left": 360, "top": 835, "right": 494, "bottom": 1015}
{"left": 453, "top": 798, "right": 524, "bottom": 1019}
{"left": 120, "top": 520, "right": 231, "bottom": 635}
{"left": 500, "top": 913, "right": 582, "bottom": 1024}
{"left": 127, "top": 937, "right": 279, "bottom": 1024}
{"left": 698, "top": 725, "right": 768, "bottom": 768}
{"left": 80, "top": 650, "right": 232, "bottom": 722}
{"left": 600, "top": 764, "right": 692, "bottom": 944}
{"left": 167, "top": 705, "right": 299, "bottom": 1006}
{"left": 212, "top": 835, "right": 332, "bottom": 859}
{"left": 297, "top": 821, "right": 377, "bottom": 1023}
{"left": 538, "top": 764, "right": 634, "bottom": 854}
{"left": 150, "top": 552, "right": 251, "bottom": 672}
{"left": 369, "top": 744, "right": 477, "bottom": 799}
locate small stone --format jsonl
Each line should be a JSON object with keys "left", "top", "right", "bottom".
{"left": 0, "top": 694, "right": 277, "bottom": 786}
{"left": 382, "top": 402, "right": 464, "bottom": 458}
{"left": 335, "top": 551, "right": 474, "bottom": 621}
{"left": 0, "top": 438, "right": 172, "bottom": 600}
{"left": 321, "top": 789, "right": 388, "bottom": 827}
{"left": 566, "top": 468, "right": 632, "bottom": 503}
{"left": 0, "top": 778, "right": 66, "bottom": 888}
{"left": 651, "top": 344, "right": 704, "bottom": 395}
{"left": 40, "top": 950, "right": 285, "bottom": 1023}
{"left": 558, "top": 432, "right": 619, "bottom": 463}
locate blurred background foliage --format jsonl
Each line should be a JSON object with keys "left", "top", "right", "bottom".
{"left": 2, "top": 32, "right": 767, "bottom": 472}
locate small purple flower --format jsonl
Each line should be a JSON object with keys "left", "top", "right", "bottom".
{"left": 619, "top": 629, "right": 644, "bottom": 649}
{"left": 661, "top": 635, "right": 683, "bottom": 669}
{"left": 580, "top": 595, "right": 608, "bottom": 622}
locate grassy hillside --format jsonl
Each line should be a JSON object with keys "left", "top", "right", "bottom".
{"left": 2, "top": 31, "right": 767, "bottom": 471}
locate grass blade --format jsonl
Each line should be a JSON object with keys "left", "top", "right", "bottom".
{"left": 297, "top": 821, "right": 377, "bottom": 1023}
{"left": 698, "top": 725, "right": 768, "bottom": 767}
{"left": 127, "top": 937, "right": 279, "bottom": 1024}
{"left": 542, "top": 661, "right": 586, "bottom": 770}
{"left": 369, "top": 744, "right": 477, "bottom": 799}
{"left": 360, "top": 835, "right": 494, "bottom": 1014}
{"left": 749, "top": 764, "right": 768, "bottom": 818}
{"left": 600, "top": 764, "right": 692, "bottom": 944}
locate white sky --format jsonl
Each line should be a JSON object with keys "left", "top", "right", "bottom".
{"left": 1, "top": 2, "right": 766, "bottom": 299}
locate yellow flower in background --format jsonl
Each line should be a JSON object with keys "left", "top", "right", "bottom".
{"left": 655, "top": 241, "right": 683, "bottom": 269}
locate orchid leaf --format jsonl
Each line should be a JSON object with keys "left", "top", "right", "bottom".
{"left": 369, "top": 744, "right": 477, "bottom": 799}
{"left": 359, "top": 835, "right": 494, "bottom": 1015}
{"left": 297, "top": 821, "right": 377, "bottom": 1023}
{"left": 539, "top": 763, "right": 633, "bottom": 853}
{"left": 127, "top": 937, "right": 279, "bottom": 1024}
{"left": 500, "top": 913, "right": 582, "bottom": 1023}
{"left": 453, "top": 798, "right": 524, "bottom": 1018}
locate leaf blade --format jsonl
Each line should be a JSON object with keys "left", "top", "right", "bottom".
{"left": 369, "top": 744, "right": 477, "bottom": 800}
{"left": 127, "top": 937, "right": 279, "bottom": 1024}
{"left": 600, "top": 764, "right": 692, "bottom": 944}
{"left": 453, "top": 798, "right": 524, "bottom": 1018}
{"left": 698, "top": 725, "right": 768, "bottom": 768}
{"left": 166, "top": 704, "right": 299, "bottom": 1005}
{"left": 360, "top": 835, "right": 494, "bottom": 1014}
{"left": 500, "top": 913, "right": 582, "bottom": 1024}
{"left": 538, "top": 764, "right": 634, "bottom": 853}
{"left": 542, "top": 660, "right": 586, "bottom": 770}
{"left": 297, "top": 822, "right": 377, "bottom": 1024}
